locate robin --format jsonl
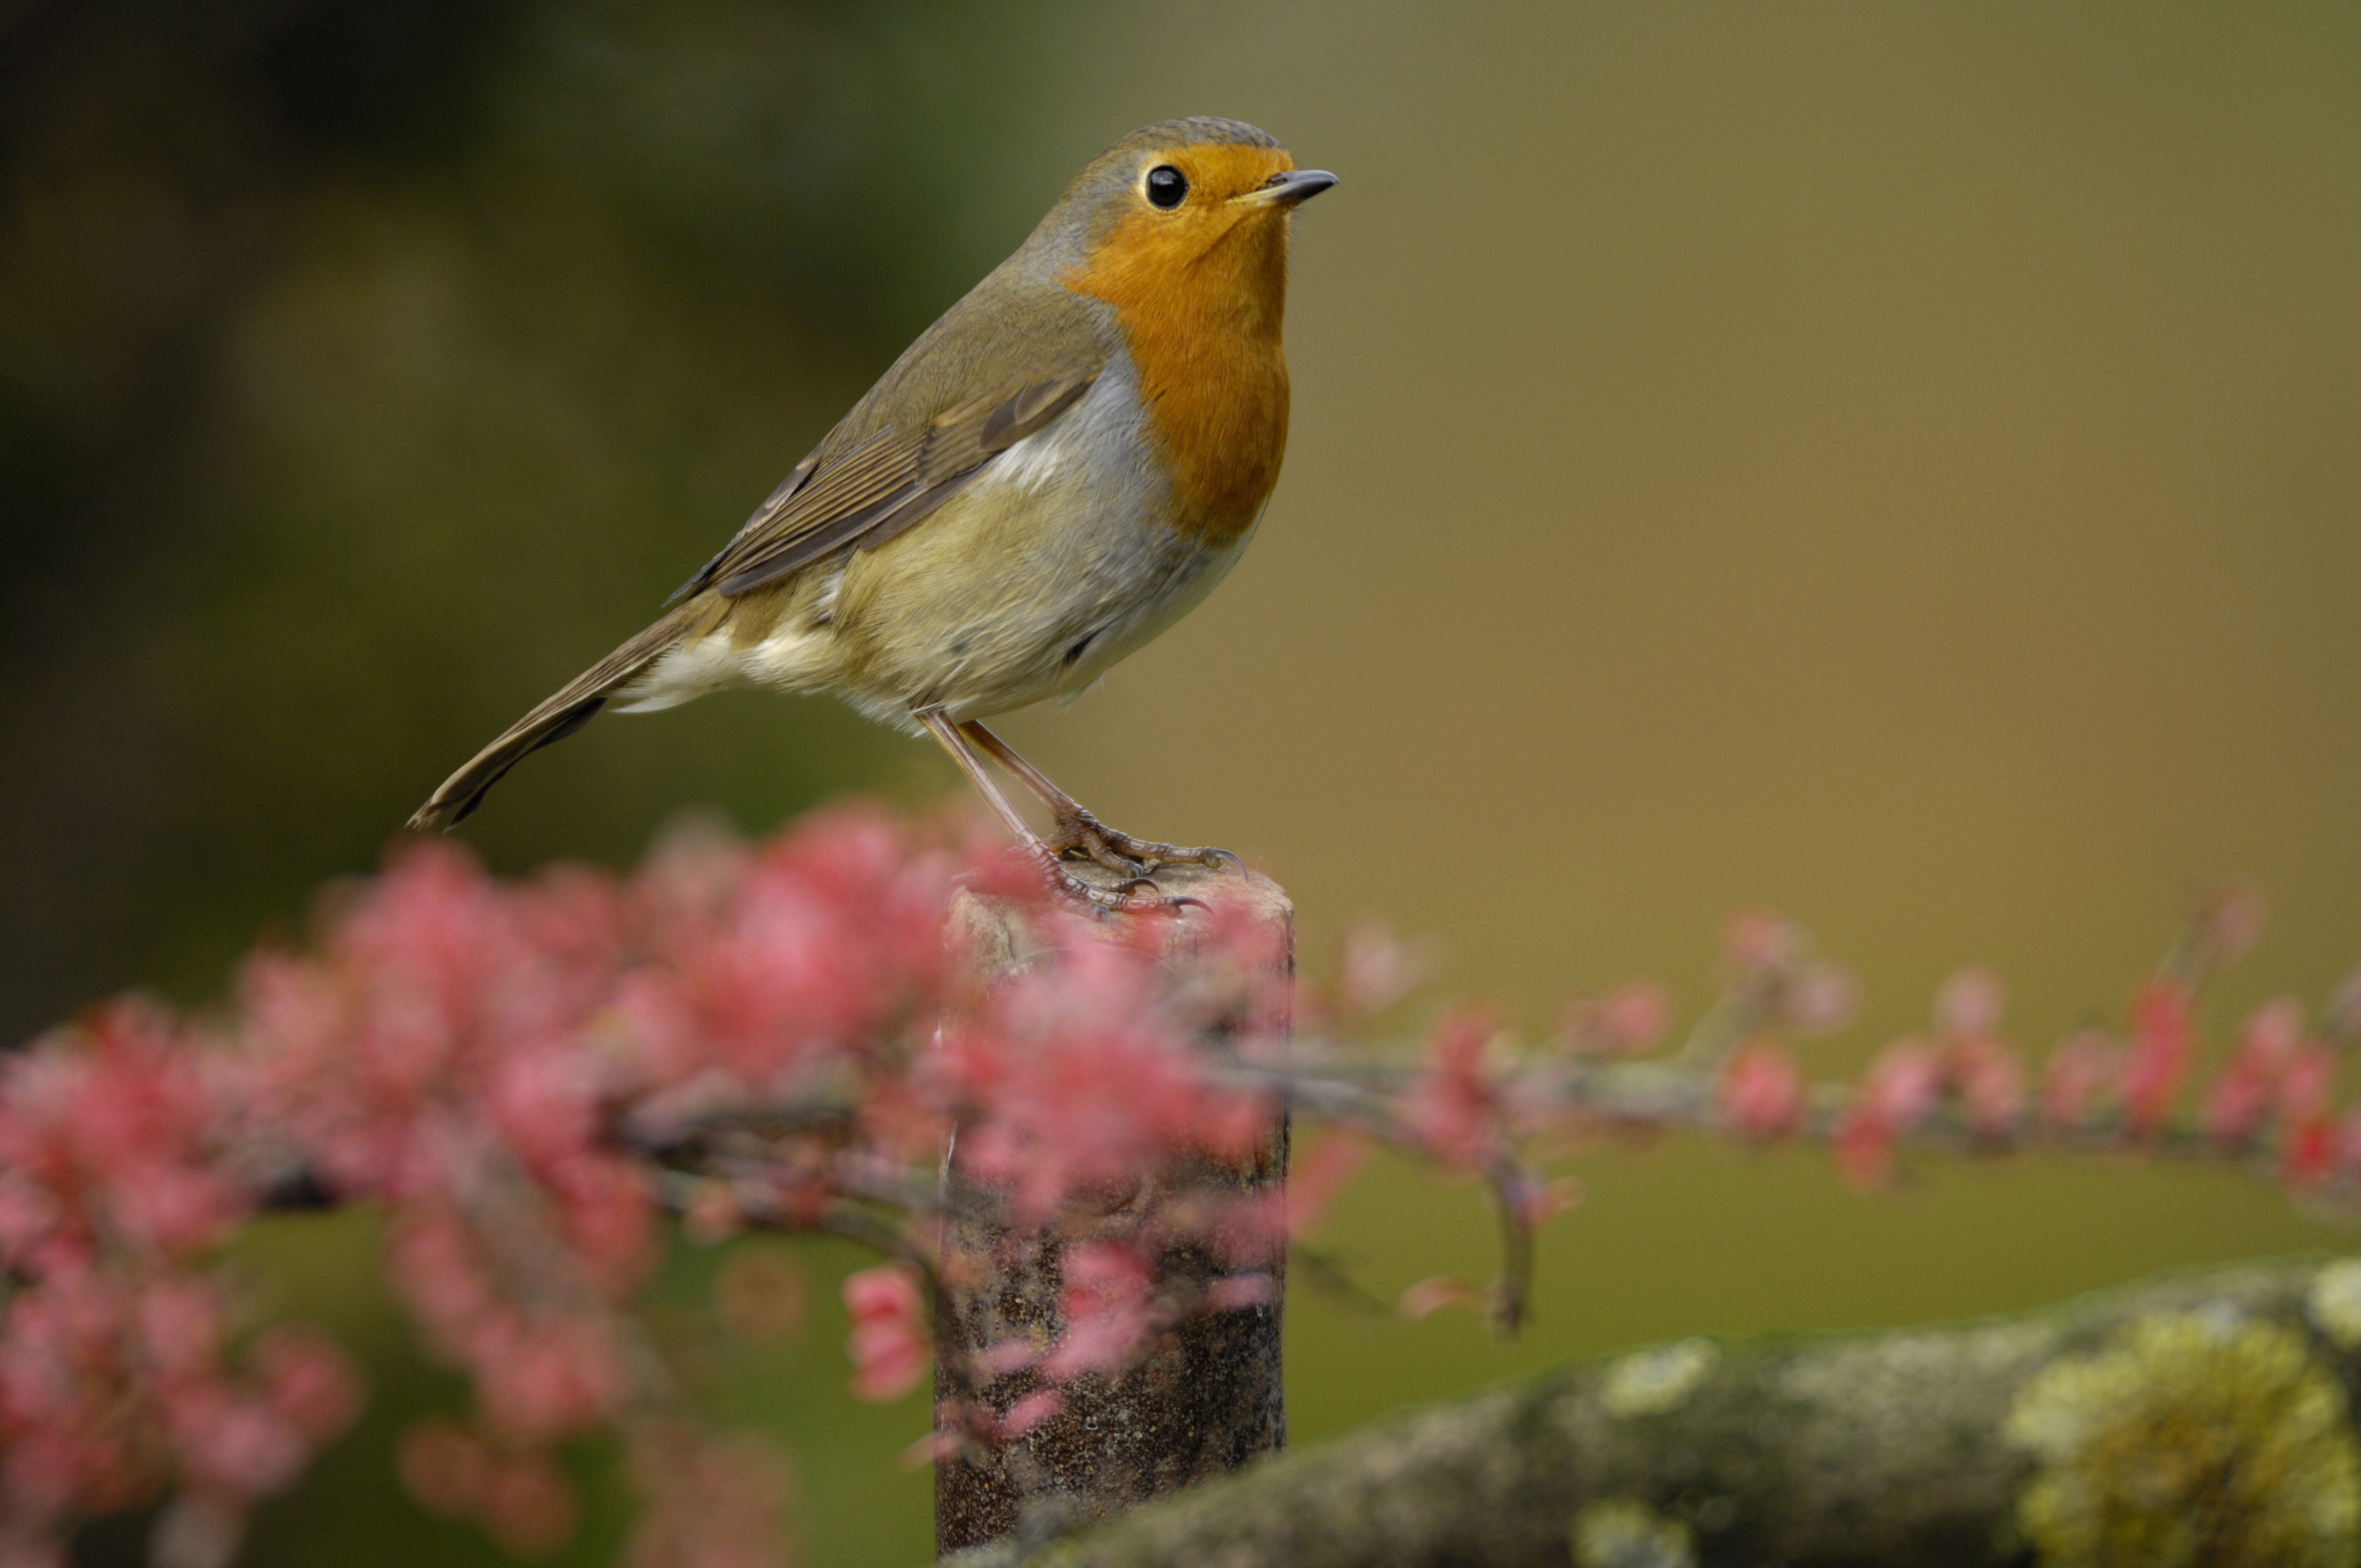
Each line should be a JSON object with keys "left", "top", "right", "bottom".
{"left": 409, "top": 117, "right": 1332, "bottom": 910}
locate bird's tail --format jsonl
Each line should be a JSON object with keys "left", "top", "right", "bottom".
{"left": 407, "top": 606, "right": 701, "bottom": 831}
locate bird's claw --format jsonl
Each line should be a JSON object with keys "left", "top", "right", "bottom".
{"left": 1045, "top": 808, "right": 1238, "bottom": 879}
{"left": 1035, "top": 857, "right": 1196, "bottom": 916}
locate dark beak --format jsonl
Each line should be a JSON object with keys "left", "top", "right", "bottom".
{"left": 1233, "top": 168, "right": 1338, "bottom": 208}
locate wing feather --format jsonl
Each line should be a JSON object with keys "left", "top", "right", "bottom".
{"left": 689, "top": 369, "right": 1099, "bottom": 601}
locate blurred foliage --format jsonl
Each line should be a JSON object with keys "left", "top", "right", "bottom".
{"left": 208, "top": 1214, "right": 935, "bottom": 1568}
{"left": 0, "top": 0, "right": 1117, "bottom": 1044}
{"left": 0, "top": 4, "right": 1061, "bottom": 1560}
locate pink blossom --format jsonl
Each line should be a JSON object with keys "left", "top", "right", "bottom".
{"left": 137, "top": 1278, "right": 222, "bottom": 1381}
{"left": 1396, "top": 1276, "right": 1487, "bottom": 1320}
{"left": 2336, "top": 1105, "right": 2361, "bottom": 1184}
{"left": 0, "top": 1005, "right": 245, "bottom": 1261}
{"left": 623, "top": 1425, "right": 793, "bottom": 1568}
{"left": 1833, "top": 1114, "right": 1897, "bottom": 1190}
{"left": 1722, "top": 910, "right": 1801, "bottom": 974}
{"left": 2040, "top": 1028, "right": 2122, "bottom": 1132}
{"left": 844, "top": 1263, "right": 924, "bottom": 1322}
{"left": 479, "top": 1452, "right": 579, "bottom": 1558}
{"left": 843, "top": 1265, "right": 928, "bottom": 1403}
{"left": 1201, "top": 1193, "right": 1287, "bottom": 1266}
{"left": 2328, "top": 963, "right": 2361, "bottom": 1042}
{"left": 251, "top": 1331, "right": 361, "bottom": 1442}
{"left": 2281, "top": 1042, "right": 2338, "bottom": 1128}
{"left": 469, "top": 1314, "right": 629, "bottom": 1440}
{"left": 170, "top": 1391, "right": 308, "bottom": 1497}
{"left": 1835, "top": 1039, "right": 1943, "bottom": 1189}
{"left": 903, "top": 1419, "right": 970, "bottom": 1471}
{"left": 2195, "top": 879, "right": 2268, "bottom": 967}
{"left": 2205, "top": 997, "right": 2308, "bottom": 1148}
{"left": 1862, "top": 1040, "right": 1945, "bottom": 1129}
{"left": 1560, "top": 981, "right": 1673, "bottom": 1056}
{"left": 622, "top": 804, "right": 967, "bottom": 1087}
{"left": 2123, "top": 979, "right": 2196, "bottom": 1137}
{"left": 1934, "top": 967, "right": 2006, "bottom": 1039}
{"left": 1781, "top": 962, "right": 1859, "bottom": 1037}
{"left": 1949, "top": 1036, "right": 2027, "bottom": 1141}
{"left": 1044, "top": 1244, "right": 1154, "bottom": 1380}
{"left": 397, "top": 1419, "right": 489, "bottom": 1517}
{"left": 1599, "top": 981, "right": 1674, "bottom": 1053}
{"left": 2283, "top": 1118, "right": 2337, "bottom": 1190}
{"left": 2242, "top": 997, "right": 2307, "bottom": 1070}
{"left": 1716, "top": 1039, "right": 1805, "bottom": 1141}
{"left": 384, "top": 1209, "right": 495, "bottom": 1347}
{"left": 997, "top": 1390, "right": 1063, "bottom": 1440}
{"left": 1203, "top": 1273, "right": 1277, "bottom": 1311}
{"left": 2205, "top": 1061, "right": 2275, "bottom": 1149}
{"left": 0, "top": 1174, "right": 59, "bottom": 1265}
{"left": 545, "top": 1153, "right": 656, "bottom": 1292}
{"left": 974, "top": 1339, "right": 1041, "bottom": 1379}
{"left": 1403, "top": 1009, "right": 1501, "bottom": 1169}
{"left": 1331, "top": 919, "right": 1443, "bottom": 1022}
{"left": 1179, "top": 886, "right": 1296, "bottom": 1027}
{"left": 933, "top": 930, "right": 1275, "bottom": 1221}
{"left": 2275, "top": 1042, "right": 2340, "bottom": 1188}
{"left": 1285, "top": 1132, "right": 1370, "bottom": 1236}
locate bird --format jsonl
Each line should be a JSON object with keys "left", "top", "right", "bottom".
{"left": 408, "top": 117, "right": 1333, "bottom": 911}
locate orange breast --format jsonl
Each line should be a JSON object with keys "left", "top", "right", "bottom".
{"left": 1063, "top": 146, "right": 1297, "bottom": 545}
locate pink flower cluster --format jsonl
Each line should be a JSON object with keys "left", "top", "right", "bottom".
{"left": 1403, "top": 1009, "right": 1509, "bottom": 1171}
{"left": 932, "top": 922, "right": 1276, "bottom": 1223}
{"left": 4, "top": 798, "right": 2357, "bottom": 1564}
{"left": 844, "top": 1265, "right": 928, "bottom": 1403}
{"left": 0, "top": 805, "right": 1308, "bottom": 1559}
{"left": 2204, "top": 996, "right": 2349, "bottom": 1186}
{"left": 1674, "top": 897, "right": 2361, "bottom": 1205}
{"left": 0, "top": 1005, "right": 359, "bottom": 1566}
{"left": 226, "top": 808, "right": 1005, "bottom": 1560}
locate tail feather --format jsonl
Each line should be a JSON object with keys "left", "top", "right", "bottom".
{"left": 407, "top": 607, "right": 699, "bottom": 832}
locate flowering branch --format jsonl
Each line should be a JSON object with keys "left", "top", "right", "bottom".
{"left": 2, "top": 803, "right": 2354, "bottom": 1564}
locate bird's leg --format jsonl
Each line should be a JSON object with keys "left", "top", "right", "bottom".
{"left": 957, "top": 720, "right": 1239, "bottom": 876}
{"left": 917, "top": 710, "right": 1182, "bottom": 915}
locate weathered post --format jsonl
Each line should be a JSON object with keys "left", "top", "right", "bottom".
{"left": 934, "top": 859, "right": 1292, "bottom": 1556}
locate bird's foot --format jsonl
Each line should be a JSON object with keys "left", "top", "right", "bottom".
{"left": 1044, "top": 808, "right": 1240, "bottom": 880}
{"left": 1032, "top": 850, "right": 1196, "bottom": 917}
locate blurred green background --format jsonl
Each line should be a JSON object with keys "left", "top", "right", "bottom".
{"left": 6, "top": 1, "right": 2358, "bottom": 1562}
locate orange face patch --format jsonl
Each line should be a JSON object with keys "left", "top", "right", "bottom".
{"left": 1063, "top": 144, "right": 1301, "bottom": 545}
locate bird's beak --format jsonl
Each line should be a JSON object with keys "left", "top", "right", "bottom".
{"left": 1232, "top": 168, "right": 1337, "bottom": 208}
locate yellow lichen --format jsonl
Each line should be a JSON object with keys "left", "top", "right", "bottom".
{"left": 2308, "top": 1261, "right": 2361, "bottom": 1352}
{"left": 2005, "top": 1313, "right": 2361, "bottom": 1567}
{"left": 1601, "top": 1338, "right": 1718, "bottom": 1418}
{"left": 1571, "top": 1498, "right": 1696, "bottom": 1568}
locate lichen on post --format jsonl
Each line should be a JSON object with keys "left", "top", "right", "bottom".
{"left": 934, "top": 1254, "right": 2361, "bottom": 1568}
{"left": 933, "top": 859, "right": 1293, "bottom": 1556}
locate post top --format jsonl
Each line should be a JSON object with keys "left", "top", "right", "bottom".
{"left": 949, "top": 860, "right": 1293, "bottom": 981}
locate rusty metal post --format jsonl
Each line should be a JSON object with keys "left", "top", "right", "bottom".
{"left": 934, "top": 859, "right": 1291, "bottom": 1556}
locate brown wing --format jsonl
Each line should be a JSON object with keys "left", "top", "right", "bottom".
{"left": 675, "top": 370, "right": 1099, "bottom": 602}
{"left": 666, "top": 451, "right": 819, "bottom": 603}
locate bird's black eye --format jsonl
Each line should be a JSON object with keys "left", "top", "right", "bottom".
{"left": 1145, "top": 165, "right": 1188, "bottom": 209}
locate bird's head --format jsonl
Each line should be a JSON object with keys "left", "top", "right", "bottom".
{"left": 1045, "top": 118, "right": 1335, "bottom": 336}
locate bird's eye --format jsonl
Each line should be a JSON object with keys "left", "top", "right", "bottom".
{"left": 1145, "top": 165, "right": 1188, "bottom": 209}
